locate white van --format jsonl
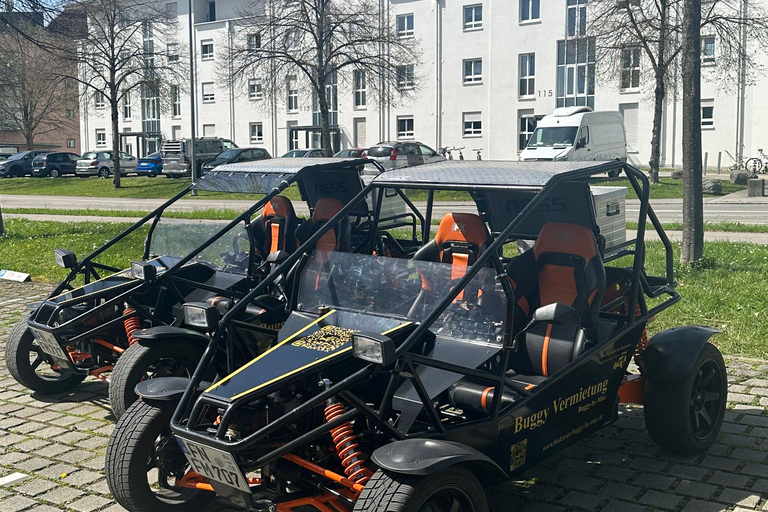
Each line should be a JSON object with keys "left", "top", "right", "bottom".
{"left": 519, "top": 107, "right": 627, "bottom": 167}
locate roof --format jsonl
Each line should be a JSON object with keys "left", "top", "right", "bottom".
{"left": 372, "top": 160, "right": 623, "bottom": 189}
{"left": 212, "top": 157, "right": 371, "bottom": 175}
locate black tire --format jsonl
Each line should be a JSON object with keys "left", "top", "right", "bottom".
{"left": 5, "top": 316, "right": 85, "bottom": 394}
{"left": 106, "top": 399, "right": 215, "bottom": 512}
{"left": 644, "top": 343, "right": 727, "bottom": 455}
{"left": 354, "top": 467, "right": 488, "bottom": 512}
{"left": 49, "top": 167, "right": 60, "bottom": 178}
{"left": 745, "top": 158, "right": 763, "bottom": 174}
{"left": 98, "top": 167, "right": 110, "bottom": 179}
{"left": 10, "top": 165, "right": 22, "bottom": 177}
{"left": 110, "top": 340, "right": 205, "bottom": 420}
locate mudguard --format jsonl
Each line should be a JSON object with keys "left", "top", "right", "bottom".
{"left": 135, "top": 376, "right": 211, "bottom": 401}
{"left": 130, "top": 326, "right": 210, "bottom": 343}
{"left": 371, "top": 438, "right": 506, "bottom": 480}
{"left": 638, "top": 326, "right": 720, "bottom": 381}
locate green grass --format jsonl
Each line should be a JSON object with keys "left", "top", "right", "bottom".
{"left": 4, "top": 207, "right": 242, "bottom": 220}
{"left": 590, "top": 177, "right": 746, "bottom": 199}
{"left": 628, "top": 221, "right": 768, "bottom": 233}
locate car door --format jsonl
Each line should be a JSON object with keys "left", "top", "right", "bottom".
{"left": 572, "top": 125, "right": 591, "bottom": 161}
{"left": 419, "top": 144, "right": 442, "bottom": 164}
{"left": 64, "top": 154, "right": 78, "bottom": 174}
{"left": 404, "top": 144, "right": 423, "bottom": 167}
{"left": 120, "top": 152, "right": 138, "bottom": 169}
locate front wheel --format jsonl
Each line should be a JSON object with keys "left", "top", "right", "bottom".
{"left": 644, "top": 343, "right": 727, "bottom": 455}
{"left": 109, "top": 340, "right": 205, "bottom": 420}
{"left": 106, "top": 399, "right": 214, "bottom": 512}
{"left": 5, "top": 316, "right": 85, "bottom": 394}
{"left": 745, "top": 158, "right": 763, "bottom": 174}
{"left": 49, "top": 168, "right": 61, "bottom": 178}
{"left": 98, "top": 167, "right": 110, "bottom": 179}
{"left": 354, "top": 467, "right": 488, "bottom": 512}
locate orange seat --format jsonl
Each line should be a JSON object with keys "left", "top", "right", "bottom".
{"left": 252, "top": 195, "right": 298, "bottom": 257}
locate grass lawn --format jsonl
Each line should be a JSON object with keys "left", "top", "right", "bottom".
{"left": 2, "top": 218, "right": 767, "bottom": 358}
{"left": 628, "top": 221, "right": 768, "bottom": 233}
{"left": 590, "top": 177, "right": 746, "bottom": 199}
{"left": 4, "top": 207, "right": 243, "bottom": 221}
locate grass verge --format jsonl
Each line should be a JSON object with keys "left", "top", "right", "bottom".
{"left": 4, "top": 207, "right": 242, "bottom": 220}
{"left": 627, "top": 221, "right": 768, "bottom": 233}
{"left": 591, "top": 177, "right": 746, "bottom": 199}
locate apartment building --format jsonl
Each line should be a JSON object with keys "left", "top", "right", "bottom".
{"left": 79, "top": 0, "right": 763, "bottom": 167}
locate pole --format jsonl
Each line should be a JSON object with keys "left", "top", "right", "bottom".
{"left": 703, "top": 152, "right": 708, "bottom": 175}
{"left": 737, "top": 0, "right": 748, "bottom": 162}
{"left": 717, "top": 151, "right": 721, "bottom": 174}
{"left": 188, "top": 0, "right": 198, "bottom": 194}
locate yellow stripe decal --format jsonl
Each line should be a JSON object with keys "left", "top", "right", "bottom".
{"left": 382, "top": 322, "right": 412, "bottom": 335}
{"left": 205, "top": 309, "right": 337, "bottom": 392}
{"left": 230, "top": 346, "right": 353, "bottom": 400}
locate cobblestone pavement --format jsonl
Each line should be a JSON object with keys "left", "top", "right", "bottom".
{"left": 0, "top": 282, "right": 767, "bottom": 512}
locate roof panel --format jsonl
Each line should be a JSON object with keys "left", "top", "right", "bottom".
{"left": 212, "top": 157, "right": 371, "bottom": 175}
{"left": 372, "top": 160, "right": 620, "bottom": 188}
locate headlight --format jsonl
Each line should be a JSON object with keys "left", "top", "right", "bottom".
{"left": 53, "top": 249, "right": 77, "bottom": 269}
{"left": 130, "top": 261, "right": 157, "bottom": 281}
{"left": 553, "top": 154, "right": 568, "bottom": 161}
{"left": 353, "top": 333, "right": 395, "bottom": 365}
{"left": 183, "top": 302, "right": 219, "bottom": 330}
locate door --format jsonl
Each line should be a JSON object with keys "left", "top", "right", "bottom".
{"left": 63, "top": 154, "right": 77, "bottom": 173}
{"left": 404, "top": 144, "right": 423, "bottom": 167}
{"left": 172, "top": 125, "right": 182, "bottom": 140}
{"left": 572, "top": 125, "right": 591, "bottom": 160}
{"left": 619, "top": 103, "right": 638, "bottom": 153}
{"left": 288, "top": 121, "right": 299, "bottom": 150}
{"left": 419, "top": 144, "right": 440, "bottom": 164}
{"left": 354, "top": 118, "right": 366, "bottom": 148}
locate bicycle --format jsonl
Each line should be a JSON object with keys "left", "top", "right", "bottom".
{"left": 472, "top": 148, "right": 483, "bottom": 160}
{"left": 438, "top": 146, "right": 464, "bottom": 160}
{"left": 745, "top": 149, "right": 768, "bottom": 174}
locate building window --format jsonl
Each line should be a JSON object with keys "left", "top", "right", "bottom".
{"left": 287, "top": 76, "right": 298, "bottom": 112}
{"left": 397, "top": 116, "right": 414, "bottom": 138}
{"left": 96, "top": 129, "right": 106, "bottom": 147}
{"left": 520, "top": 0, "right": 540, "bottom": 21}
{"left": 463, "top": 112, "right": 482, "bottom": 137}
{"left": 396, "top": 14, "right": 414, "bottom": 37}
{"left": 701, "top": 99, "right": 714, "bottom": 128}
{"left": 620, "top": 47, "right": 640, "bottom": 90}
{"left": 567, "top": 0, "right": 587, "bottom": 37}
{"left": 397, "top": 65, "right": 415, "bottom": 89}
{"left": 248, "top": 79, "right": 263, "bottom": 100}
{"left": 464, "top": 4, "right": 482, "bottom": 30}
{"left": 167, "top": 43, "right": 179, "bottom": 62}
{"left": 201, "top": 40, "right": 214, "bottom": 60}
{"left": 65, "top": 108, "right": 75, "bottom": 119}
{"left": 463, "top": 59, "right": 482, "bottom": 83}
{"left": 519, "top": 53, "right": 535, "bottom": 97}
{"left": 122, "top": 95, "right": 132, "bottom": 120}
{"left": 518, "top": 111, "right": 536, "bottom": 151}
{"left": 171, "top": 85, "right": 181, "bottom": 117}
{"left": 354, "top": 70, "right": 366, "bottom": 108}
{"left": 67, "top": 139, "right": 76, "bottom": 148}
{"left": 247, "top": 33, "right": 261, "bottom": 50}
{"left": 202, "top": 82, "right": 215, "bottom": 103}
{"left": 556, "top": 37, "right": 596, "bottom": 108}
{"left": 207, "top": 0, "right": 216, "bottom": 21}
{"left": 702, "top": 35, "right": 715, "bottom": 64}
{"left": 94, "top": 92, "right": 105, "bottom": 109}
{"left": 250, "top": 122, "right": 263, "bottom": 143}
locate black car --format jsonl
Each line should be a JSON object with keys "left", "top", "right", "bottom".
{"left": 201, "top": 147, "right": 271, "bottom": 173}
{"left": 0, "top": 150, "right": 52, "bottom": 177}
{"left": 31, "top": 152, "right": 81, "bottom": 177}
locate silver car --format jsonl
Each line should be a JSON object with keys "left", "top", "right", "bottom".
{"left": 76, "top": 151, "right": 138, "bottom": 178}
{"left": 366, "top": 141, "right": 445, "bottom": 170}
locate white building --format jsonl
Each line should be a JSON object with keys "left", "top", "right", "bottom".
{"left": 80, "top": 0, "right": 763, "bottom": 168}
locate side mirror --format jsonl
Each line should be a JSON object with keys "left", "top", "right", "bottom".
{"left": 532, "top": 303, "right": 575, "bottom": 325}
{"left": 353, "top": 332, "right": 395, "bottom": 366}
{"left": 266, "top": 250, "right": 290, "bottom": 265}
{"left": 575, "top": 138, "right": 586, "bottom": 150}
{"left": 53, "top": 249, "right": 78, "bottom": 269}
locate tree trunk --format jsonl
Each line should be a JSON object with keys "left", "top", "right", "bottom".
{"left": 318, "top": 83, "right": 333, "bottom": 156}
{"left": 681, "top": 0, "right": 703, "bottom": 264}
{"left": 110, "top": 99, "right": 121, "bottom": 189}
{"left": 0, "top": 204, "right": 4, "bottom": 236}
{"left": 648, "top": 71, "right": 665, "bottom": 185}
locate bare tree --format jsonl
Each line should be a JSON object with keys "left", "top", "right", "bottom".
{"left": 0, "top": 21, "right": 77, "bottom": 150}
{"left": 590, "top": 0, "right": 768, "bottom": 184}
{"left": 226, "top": 0, "right": 421, "bottom": 155}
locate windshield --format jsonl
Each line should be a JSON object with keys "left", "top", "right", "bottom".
{"left": 82, "top": 152, "right": 98, "bottom": 160}
{"left": 297, "top": 251, "right": 507, "bottom": 344}
{"left": 7, "top": 152, "right": 26, "bottom": 160}
{"left": 527, "top": 127, "right": 578, "bottom": 147}
{"left": 217, "top": 149, "right": 239, "bottom": 160}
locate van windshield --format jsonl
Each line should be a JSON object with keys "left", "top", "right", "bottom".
{"left": 527, "top": 127, "right": 579, "bottom": 148}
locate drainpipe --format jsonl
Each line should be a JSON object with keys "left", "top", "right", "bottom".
{"left": 737, "top": 0, "right": 747, "bottom": 160}
{"left": 435, "top": 0, "right": 442, "bottom": 149}
{"left": 228, "top": 20, "right": 235, "bottom": 143}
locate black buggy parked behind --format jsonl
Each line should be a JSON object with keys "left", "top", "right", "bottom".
{"left": 106, "top": 160, "right": 727, "bottom": 512}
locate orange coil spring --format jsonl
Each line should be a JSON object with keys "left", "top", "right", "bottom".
{"left": 324, "top": 402, "right": 370, "bottom": 485}
{"left": 123, "top": 308, "right": 140, "bottom": 345}
{"left": 633, "top": 304, "right": 649, "bottom": 364}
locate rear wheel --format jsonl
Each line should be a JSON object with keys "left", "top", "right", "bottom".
{"left": 110, "top": 340, "right": 204, "bottom": 420}
{"left": 106, "top": 399, "right": 214, "bottom": 512}
{"left": 10, "top": 165, "right": 22, "bottom": 177}
{"left": 98, "top": 167, "right": 110, "bottom": 179}
{"left": 5, "top": 316, "right": 85, "bottom": 394}
{"left": 49, "top": 168, "right": 61, "bottom": 178}
{"left": 745, "top": 158, "right": 763, "bottom": 174}
{"left": 644, "top": 343, "right": 727, "bottom": 454}
{"left": 354, "top": 467, "right": 488, "bottom": 512}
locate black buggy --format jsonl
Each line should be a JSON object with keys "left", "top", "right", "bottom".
{"left": 106, "top": 160, "right": 727, "bottom": 512}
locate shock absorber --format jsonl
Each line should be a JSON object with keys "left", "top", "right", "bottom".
{"left": 123, "top": 307, "right": 140, "bottom": 345}
{"left": 324, "top": 396, "right": 371, "bottom": 485}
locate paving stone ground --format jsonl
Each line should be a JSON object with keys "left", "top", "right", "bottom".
{"left": 0, "top": 282, "right": 767, "bottom": 511}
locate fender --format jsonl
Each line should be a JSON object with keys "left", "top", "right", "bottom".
{"left": 371, "top": 438, "right": 506, "bottom": 481}
{"left": 135, "top": 376, "right": 210, "bottom": 401}
{"left": 130, "top": 325, "right": 210, "bottom": 344}
{"left": 638, "top": 326, "right": 720, "bottom": 381}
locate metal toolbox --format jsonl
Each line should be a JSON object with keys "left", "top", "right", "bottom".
{"left": 591, "top": 186, "right": 627, "bottom": 255}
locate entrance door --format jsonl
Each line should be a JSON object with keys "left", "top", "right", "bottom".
{"left": 288, "top": 121, "right": 299, "bottom": 150}
{"left": 354, "top": 118, "right": 366, "bottom": 148}
{"left": 172, "top": 125, "right": 182, "bottom": 140}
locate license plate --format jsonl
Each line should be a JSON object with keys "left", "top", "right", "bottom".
{"left": 177, "top": 439, "right": 250, "bottom": 492}
{"left": 30, "top": 329, "right": 69, "bottom": 362}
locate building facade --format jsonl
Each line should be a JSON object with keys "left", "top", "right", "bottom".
{"left": 80, "top": 0, "right": 763, "bottom": 168}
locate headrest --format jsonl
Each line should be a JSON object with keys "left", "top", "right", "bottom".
{"left": 434, "top": 213, "right": 489, "bottom": 250}
{"left": 533, "top": 222, "right": 598, "bottom": 262}
{"left": 312, "top": 198, "right": 344, "bottom": 223}
{"left": 264, "top": 195, "right": 295, "bottom": 220}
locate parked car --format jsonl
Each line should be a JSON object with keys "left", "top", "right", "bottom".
{"left": 31, "top": 152, "right": 81, "bottom": 178}
{"left": 162, "top": 138, "right": 237, "bottom": 177}
{"left": 201, "top": 147, "right": 271, "bottom": 173}
{"left": 367, "top": 141, "right": 445, "bottom": 170}
{"left": 333, "top": 148, "right": 367, "bottom": 158}
{"left": 76, "top": 151, "right": 138, "bottom": 178}
{"left": 282, "top": 149, "right": 327, "bottom": 157}
{"left": 0, "top": 150, "right": 52, "bottom": 177}
{"left": 135, "top": 151, "right": 163, "bottom": 176}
